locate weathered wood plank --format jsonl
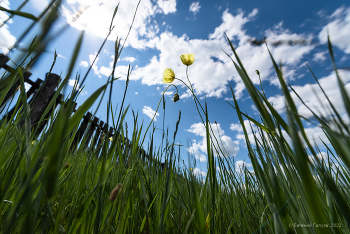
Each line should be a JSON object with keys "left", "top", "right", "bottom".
{"left": 29, "top": 73, "right": 60, "bottom": 127}
{"left": 70, "top": 112, "right": 92, "bottom": 151}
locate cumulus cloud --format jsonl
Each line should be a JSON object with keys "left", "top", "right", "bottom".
{"left": 313, "top": 51, "right": 327, "bottom": 62}
{"left": 0, "top": 0, "right": 16, "bottom": 54}
{"left": 86, "top": 8, "right": 320, "bottom": 101}
{"left": 68, "top": 79, "right": 79, "bottom": 87}
{"left": 235, "top": 115, "right": 331, "bottom": 147}
{"left": 235, "top": 119, "right": 261, "bottom": 144}
{"left": 79, "top": 60, "right": 88, "bottom": 67}
{"left": 157, "top": 0, "right": 176, "bottom": 14}
{"left": 189, "top": 2, "right": 201, "bottom": 16}
{"left": 61, "top": 0, "right": 176, "bottom": 49}
{"left": 87, "top": 53, "right": 132, "bottom": 78}
{"left": 319, "top": 6, "right": 350, "bottom": 54}
{"left": 267, "top": 70, "right": 350, "bottom": 120}
{"left": 194, "top": 153, "right": 207, "bottom": 162}
{"left": 187, "top": 122, "right": 239, "bottom": 160}
{"left": 230, "top": 123, "right": 243, "bottom": 132}
{"left": 68, "top": 79, "right": 88, "bottom": 95}
{"left": 142, "top": 106, "right": 159, "bottom": 121}
{"left": 264, "top": 23, "right": 314, "bottom": 65}
{"left": 123, "top": 56, "right": 137, "bottom": 63}
{"left": 235, "top": 160, "right": 253, "bottom": 173}
{"left": 209, "top": 8, "right": 258, "bottom": 40}
{"left": 308, "top": 152, "right": 328, "bottom": 165}
{"left": 193, "top": 168, "right": 207, "bottom": 177}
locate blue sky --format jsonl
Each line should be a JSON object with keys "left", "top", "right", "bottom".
{"left": 1, "top": 0, "right": 350, "bottom": 176}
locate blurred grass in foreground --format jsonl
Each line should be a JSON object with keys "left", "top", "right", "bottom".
{"left": 0, "top": 1, "right": 350, "bottom": 233}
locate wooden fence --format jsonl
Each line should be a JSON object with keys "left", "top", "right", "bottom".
{"left": 0, "top": 53, "right": 150, "bottom": 161}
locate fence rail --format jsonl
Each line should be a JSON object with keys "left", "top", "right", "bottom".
{"left": 0, "top": 53, "right": 151, "bottom": 162}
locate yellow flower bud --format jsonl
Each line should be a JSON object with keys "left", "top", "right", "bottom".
{"left": 180, "top": 54, "right": 194, "bottom": 66}
{"left": 163, "top": 68, "right": 175, "bottom": 83}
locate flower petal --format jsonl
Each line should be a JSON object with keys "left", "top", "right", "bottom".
{"left": 163, "top": 68, "right": 175, "bottom": 83}
{"left": 180, "top": 54, "right": 194, "bottom": 66}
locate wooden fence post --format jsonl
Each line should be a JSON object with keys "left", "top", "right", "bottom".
{"left": 29, "top": 73, "right": 60, "bottom": 127}
{"left": 70, "top": 112, "right": 92, "bottom": 151}
{"left": 0, "top": 54, "right": 9, "bottom": 70}
{"left": 32, "top": 93, "right": 64, "bottom": 136}
{"left": 2, "top": 71, "right": 32, "bottom": 107}
{"left": 6, "top": 78, "right": 42, "bottom": 121}
{"left": 90, "top": 120, "right": 104, "bottom": 150}
{"left": 83, "top": 116, "right": 99, "bottom": 149}
{"left": 95, "top": 123, "right": 108, "bottom": 155}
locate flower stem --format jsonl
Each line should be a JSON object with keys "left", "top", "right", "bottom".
{"left": 140, "top": 84, "right": 178, "bottom": 147}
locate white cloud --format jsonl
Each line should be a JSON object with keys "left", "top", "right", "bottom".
{"left": 187, "top": 122, "right": 239, "bottom": 159}
{"left": 235, "top": 119, "right": 260, "bottom": 144}
{"left": 209, "top": 11, "right": 315, "bottom": 97}
{"left": 86, "top": 8, "right": 318, "bottom": 101}
{"left": 123, "top": 56, "right": 137, "bottom": 63}
{"left": 194, "top": 153, "right": 207, "bottom": 162}
{"left": 189, "top": 2, "right": 201, "bottom": 16}
{"left": 230, "top": 123, "right": 243, "bottom": 132}
{"left": 157, "top": 0, "right": 176, "bottom": 14}
{"left": 0, "top": 1, "right": 16, "bottom": 54}
{"left": 135, "top": 92, "right": 138, "bottom": 95}
{"left": 57, "top": 54, "right": 66, "bottom": 59}
{"left": 267, "top": 70, "right": 350, "bottom": 120}
{"left": 264, "top": 23, "right": 314, "bottom": 65}
{"left": 313, "top": 51, "right": 327, "bottom": 63}
{"left": 209, "top": 8, "right": 258, "bottom": 40}
{"left": 142, "top": 106, "right": 159, "bottom": 121}
{"left": 308, "top": 152, "right": 328, "bottom": 165}
{"left": 79, "top": 60, "right": 88, "bottom": 67}
{"left": 193, "top": 168, "right": 207, "bottom": 177}
{"left": 68, "top": 79, "right": 80, "bottom": 90}
{"left": 235, "top": 160, "right": 252, "bottom": 173}
{"left": 123, "top": 32, "right": 235, "bottom": 98}
{"left": 61, "top": 0, "right": 176, "bottom": 49}
{"left": 162, "top": 90, "right": 173, "bottom": 97}
{"left": 319, "top": 7, "right": 350, "bottom": 54}
{"left": 24, "top": 83, "right": 31, "bottom": 92}
{"left": 303, "top": 125, "right": 330, "bottom": 146}
{"left": 235, "top": 73, "right": 350, "bottom": 146}
{"left": 235, "top": 116, "right": 330, "bottom": 147}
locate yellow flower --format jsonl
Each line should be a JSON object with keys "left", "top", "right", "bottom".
{"left": 189, "top": 168, "right": 193, "bottom": 170}
{"left": 163, "top": 68, "right": 175, "bottom": 83}
{"left": 180, "top": 54, "right": 194, "bottom": 66}
{"left": 109, "top": 137, "right": 113, "bottom": 141}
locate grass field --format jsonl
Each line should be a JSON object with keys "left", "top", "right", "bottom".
{"left": 0, "top": 1, "right": 350, "bottom": 233}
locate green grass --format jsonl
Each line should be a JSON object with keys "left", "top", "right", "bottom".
{"left": 0, "top": 1, "right": 350, "bottom": 233}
